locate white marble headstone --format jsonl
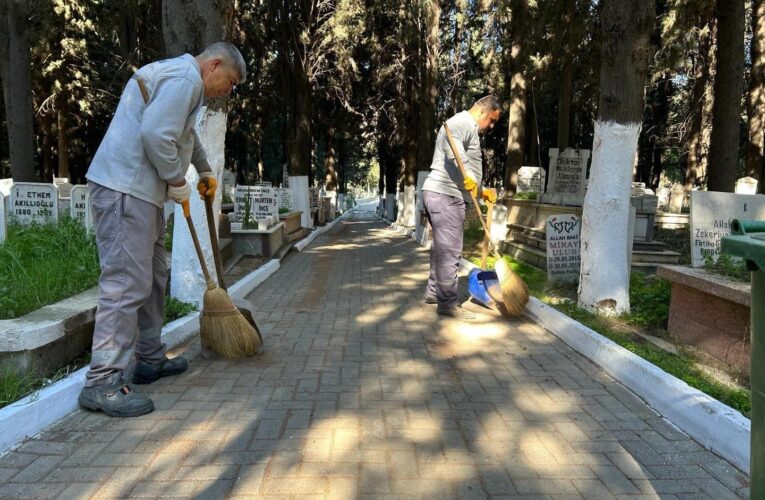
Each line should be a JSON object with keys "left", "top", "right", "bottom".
{"left": 546, "top": 214, "right": 581, "bottom": 283}
{"left": 690, "top": 190, "right": 765, "bottom": 267}
{"left": 631, "top": 182, "right": 646, "bottom": 197}
{"left": 70, "top": 185, "right": 89, "bottom": 222}
{"left": 0, "top": 178, "right": 12, "bottom": 196}
{"left": 277, "top": 188, "right": 293, "bottom": 211}
{"left": 0, "top": 192, "right": 6, "bottom": 242}
{"left": 735, "top": 176, "right": 759, "bottom": 195}
{"left": 517, "top": 166, "right": 546, "bottom": 193}
{"left": 543, "top": 148, "right": 590, "bottom": 205}
{"left": 250, "top": 185, "right": 276, "bottom": 221}
{"left": 53, "top": 177, "right": 73, "bottom": 198}
{"left": 10, "top": 182, "right": 58, "bottom": 224}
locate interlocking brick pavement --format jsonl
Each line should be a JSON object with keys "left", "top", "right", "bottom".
{"left": 0, "top": 202, "right": 751, "bottom": 498}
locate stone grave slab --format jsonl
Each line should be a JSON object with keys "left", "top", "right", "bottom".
{"left": 517, "top": 166, "right": 546, "bottom": 193}
{"left": 546, "top": 214, "right": 581, "bottom": 283}
{"left": 277, "top": 188, "right": 293, "bottom": 211}
{"left": 10, "top": 182, "right": 58, "bottom": 224}
{"left": 735, "top": 176, "right": 759, "bottom": 195}
{"left": 690, "top": 190, "right": 765, "bottom": 267}
{"left": 540, "top": 148, "right": 590, "bottom": 206}
{"left": 70, "top": 185, "right": 88, "bottom": 222}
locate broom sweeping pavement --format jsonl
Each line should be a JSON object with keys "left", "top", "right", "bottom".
{"left": 0, "top": 205, "right": 749, "bottom": 498}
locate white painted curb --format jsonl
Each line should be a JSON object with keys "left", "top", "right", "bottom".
{"left": 295, "top": 207, "right": 355, "bottom": 252}
{"left": 0, "top": 252, "right": 282, "bottom": 456}
{"left": 460, "top": 256, "right": 751, "bottom": 473}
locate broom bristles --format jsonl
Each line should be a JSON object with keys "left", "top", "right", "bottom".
{"left": 494, "top": 258, "right": 530, "bottom": 316}
{"left": 201, "top": 287, "right": 262, "bottom": 358}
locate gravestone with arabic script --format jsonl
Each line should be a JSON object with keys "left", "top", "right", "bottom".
{"left": 546, "top": 214, "right": 581, "bottom": 283}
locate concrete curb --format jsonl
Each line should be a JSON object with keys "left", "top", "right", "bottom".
{"left": 460, "top": 256, "right": 751, "bottom": 473}
{"left": 295, "top": 208, "right": 355, "bottom": 252}
{"left": 0, "top": 248, "right": 282, "bottom": 456}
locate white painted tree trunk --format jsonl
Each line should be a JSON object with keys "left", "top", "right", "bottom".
{"left": 289, "top": 175, "right": 312, "bottom": 228}
{"left": 170, "top": 107, "right": 225, "bottom": 307}
{"left": 577, "top": 120, "right": 640, "bottom": 315}
{"left": 385, "top": 193, "right": 396, "bottom": 221}
{"left": 396, "top": 185, "right": 416, "bottom": 227}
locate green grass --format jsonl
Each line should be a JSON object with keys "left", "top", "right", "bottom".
{"left": 163, "top": 296, "right": 197, "bottom": 324}
{"left": 464, "top": 234, "right": 752, "bottom": 417}
{"left": 704, "top": 253, "right": 750, "bottom": 282}
{"left": 653, "top": 227, "right": 691, "bottom": 265}
{"left": 0, "top": 366, "right": 41, "bottom": 408}
{"left": 0, "top": 217, "right": 100, "bottom": 319}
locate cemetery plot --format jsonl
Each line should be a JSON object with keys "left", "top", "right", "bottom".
{"left": 235, "top": 185, "right": 277, "bottom": 223}
{"left": 690, "top": 191, "right": 765, "bottom": 267}
{"left": 546, "top": 214, "right": 581, "bottom": 283}
{"left": 10, "top": 182, "right": 58, "bottom": 224}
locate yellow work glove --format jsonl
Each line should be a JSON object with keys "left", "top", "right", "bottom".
{"left": 197, "top": 173, "right": 217, "bottom": 200}
{"left": 482, "top": 188, "right": 497, "bottom": 204}
{"left": 463, "top": 175, "right": 477, "bottom": 194}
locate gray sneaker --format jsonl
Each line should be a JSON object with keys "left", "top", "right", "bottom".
{"left": 78, "top": 383, "right": 154, "bottom": 417}
{"left": 132, "top": 357, "right": 188, "bottom": 385}
{"left": 436, "top": 306, "right": 476, "bottom": 320}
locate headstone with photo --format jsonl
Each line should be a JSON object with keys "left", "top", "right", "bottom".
{"left": 539, "top": 148, "right": 590, "bottom": 205}
{"left": 735, "top": 176, "right": 759, "bottom": 195}
{"left": 546, "top": 214, "right": 581, "bottom": 283}
{"left": 690, "top": 191, "right": 765, "bottom": 267}
{"left": 10, "top": 182, "right": 59, "bottom": 224}
{"left": 516, "top": 166, "right": 546, "bottom": 193}
{"left": 0, "top": 193, "right": 5, "bottom": 243}
{"left": 70, "top": 185, "right": 89, "bottom": 222}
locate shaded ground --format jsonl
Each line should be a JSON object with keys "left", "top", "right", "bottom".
{"left": 0, "top": 202, "right": 749, "bottom": 498}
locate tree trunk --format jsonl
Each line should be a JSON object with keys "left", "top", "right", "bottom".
{"left": 288, "top": 70, "right": 312, "bottom": 177}
{"left": 556, "top": 0, "right": 576, "bottom": 150}
{"left": 503, "top": 0, "right": 529, "bottom": 193}
{"left": 747, "top": 0, "right": 765, "bottom": 190}
{"left": 324, "top": 125, "right": 338, "bottom": 191}
{"left": 57, "top": 106, "right": 69, "bottom": 179}
{"left": 164, "top": 0, "right": 234, "bottom": 306}
{"left": 0, "top": 0, "right": 36, "bottom": 181}
{"left": 685, "top": 24, "right": 715, "bottom": 191}
{"left": 578, "top": 0, "right": 655, "bottom": 316}
{"left": 707, "top": 0, "right": 745, "bottom": 192}
{"left": 416, "top": 0, "right": 440, "bottom": 173}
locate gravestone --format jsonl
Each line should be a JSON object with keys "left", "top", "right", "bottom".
{"left": 70, "top": 185, "right": 89, "bottom": 221}
{"left": 690, "top": 191, "right": 765, "bottom": 267}
{"left": 53, "top": 177, "right": 73, "bottom": 198}
{"left": 631, "top": 182, "right": 646, "bottom": 197}
{"left": 283, "top": 164, "right": 289, "bottom": 188}
{"left": 309, "top": 188, "right": 319, "bottom": 211}
{"left": 546, "top": 214, "right": 581, "bottom": 283}
{"left": 656, "top": 186, "right": 671, "bottom": 210}
{"left": 735, "top": 176, "right": 759, "bottom": 195}
{"left": 222, "top": 169, "right": 236, "bottom": 202}
{"left": 10, "top": 182, "right": 58, "bottom": 224}
{"left": 277, "top": 188, "right": 293, "bottom": 211}
{"left": 0, "top": 193, "right": 5, "bottom": 243}
{"left": 516, "top": 166, "right": 546, "bottom": 193}
{"left": 540, "top": 148, "right": 590, "bottom": 205}
{"left": 668, "top": 184, "right": 685, "bottom": 213}
{"left": 249, "top": 185, "right": 276, "bottom": 221}
{"left": 0, "top": 178, "right": 12, "bottom": 196}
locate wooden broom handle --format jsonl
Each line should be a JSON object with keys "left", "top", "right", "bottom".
{"left": 482, "top": 201, "right": 494, "bottom": 269}
{"left": 203, "top": 194, "right": 228, "bottom": 290}
{"left": 182, "top": 200, "right": 214, "bottom": 287}
{"left": 443, "top": 123, "right": 501, "bottom": 259}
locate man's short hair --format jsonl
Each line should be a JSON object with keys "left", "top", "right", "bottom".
{"left": 473, "top": 95, "right": 501, "bottom": 113}
{"left": 199, "top": 42, "right": 247, "bottom": 83}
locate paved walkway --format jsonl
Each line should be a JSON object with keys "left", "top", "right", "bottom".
{"left": 0, "top": 203, "right": 750, "bottom": 499}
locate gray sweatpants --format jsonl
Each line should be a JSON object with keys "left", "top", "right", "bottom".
{"left": 422, "top": 190, "right": 465, "bottom": 309}
{"left": 85, "top": 182, "right": 167, "bottom": 387}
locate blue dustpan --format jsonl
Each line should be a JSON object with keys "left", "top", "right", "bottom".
{"left": 468, "top": 268, "right": 501, "bottom": 308}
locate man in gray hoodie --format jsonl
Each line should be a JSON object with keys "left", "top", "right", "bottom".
{"left": 421, "top": 95, "right": 500, "bottom": 320}
{"left": 79, "top": 42, "right": 246, "bottom": 417}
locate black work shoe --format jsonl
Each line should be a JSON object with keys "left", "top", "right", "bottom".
{"left": 436, "top": 306, "right": 476, "bottom": 320}
{"left": 78, "top": 383, "right": 154, "bottom": 417}
{"left": 423, "top": 294, "right": 438, "bottom": 304}
{"left": 132, "top": 357, "right": 189, "bottom": 385}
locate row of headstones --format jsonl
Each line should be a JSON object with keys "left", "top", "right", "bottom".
{"left": 231, "top": 183, "right": 325, "bottom": 229}
{"left": 545, "top": 189, "right": 765, "bottom": 283}
{"left": 0, "top": 180, "right": 92, "bottom": 243}
{"left": 516, "top": 148, "right": 760, "bottom": 212}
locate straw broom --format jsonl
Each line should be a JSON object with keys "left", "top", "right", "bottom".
{"left": 181, "top": 200, "right": 262, "bottom": 357}
{"left": 443, "top": 123, "right": 529, "bottom": 316}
